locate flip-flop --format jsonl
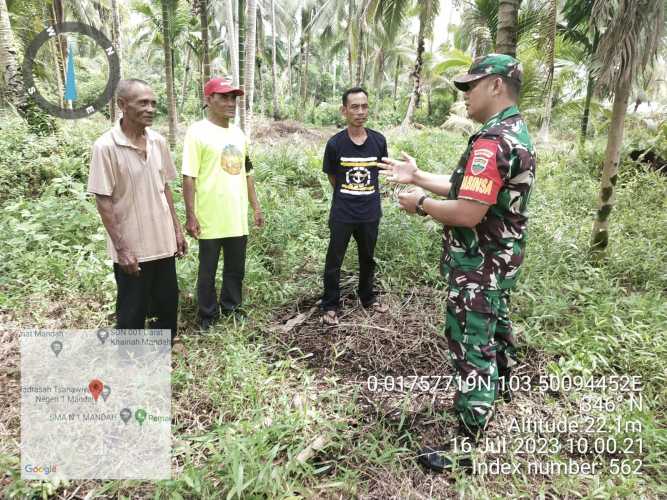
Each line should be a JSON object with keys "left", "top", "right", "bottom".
{"left": 322, "top": 310, "right": 339, "bottom": 326}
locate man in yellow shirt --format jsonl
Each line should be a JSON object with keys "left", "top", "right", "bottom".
{"left": 182, "top": 78, "right": 264, "bottom": 330}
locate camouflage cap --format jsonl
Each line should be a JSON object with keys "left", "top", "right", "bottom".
{"left": 453, "top": 53, "right": 523, "bottom": 91}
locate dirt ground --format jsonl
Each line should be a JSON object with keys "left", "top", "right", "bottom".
{"left": 266, "top": 282, "right": 577, "bottom": 498}
{"left": 252, "top": 118, "right": 337, "bottom": 145}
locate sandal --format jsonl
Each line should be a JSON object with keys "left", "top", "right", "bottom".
{"left": 322, "top": 310, "right": 339, "bottom": 326}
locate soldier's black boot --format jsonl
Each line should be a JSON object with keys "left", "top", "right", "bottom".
{"left": 496, "top": 368, "right": 513, "bottom": 403}
{"left": 417, "top": 445, "right": 473, "bottom": 473}
{"left": 417, "top": 420, "right": 480, "bottom": 473}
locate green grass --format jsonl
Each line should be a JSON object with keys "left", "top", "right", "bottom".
{"left": 1, "top": 116, "right": 666, "bottom": 498}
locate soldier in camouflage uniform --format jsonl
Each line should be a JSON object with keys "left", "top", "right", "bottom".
{"left": 379, "top": 54, "right": 536, "bottom": 472}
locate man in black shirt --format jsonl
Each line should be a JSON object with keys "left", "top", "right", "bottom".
{"left": 321, "top": 87, "right": 389, "bottom": 325}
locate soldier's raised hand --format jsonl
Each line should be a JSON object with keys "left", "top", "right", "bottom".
{"left": 379, "top": 152, "right": 419, "bottom": 184}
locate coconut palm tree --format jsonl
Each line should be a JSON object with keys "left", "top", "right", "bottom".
{"left": 353, "top": 0, "right": 375, "bottom": 86}
{"left": 238, "top": 0, "right": 247, "bottom": 128}
{"left": 0, "top": 0, "right": 27, "bottom": 113}
{"left": 199, "top": 0, "right": 211, "bottom": 84}
{"left": 561, "top": 0, "right": 599, "bottom": 145}
{"left": 132, "top": 0, "right": 190, "bottom": 142}
{"left": 460, "top": 0, "right": 496, "bottom": 56}
{"left": 160, "top": 0, "right": 178, "bottom": 148}
{"left": 590, "top": 0, "right": 665, "bottom": 251}
{"left": 241, "top": 0, "right": 257, "bottom": 134}
{"left": 294, "top": 0, "right": 335, "bottom": 105}
{"left": 298, "top": 3, "right": 311, "bottom": 103}
{"left": 269, "top": 0, "right": 279, "bottom": 118}
{"left": 538, "top": 0, "right": 558, "bottom": 141}
{"left": 224, "top": 0, "right": 239, "bottom": 85}
{"left": 110, "top": 0, "right": 121, "bottom": 122}
{"left": 402, "top": 0, "right": 439, "bottom": 127}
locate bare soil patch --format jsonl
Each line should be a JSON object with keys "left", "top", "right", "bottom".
{"left": 267, "top": 284, "right": 609, "bottom": 496}
{"left": 269, "top": 284, "right": 549, "bottom": 439}
{"left": 252, "top": 119, "right": 336, "bottom": 146}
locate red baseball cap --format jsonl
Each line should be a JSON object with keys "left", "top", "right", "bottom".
{"left": 204, "top": 77, "right": 244, "bottom": 97}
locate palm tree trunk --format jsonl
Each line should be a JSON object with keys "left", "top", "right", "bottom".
{"left": 225, "top": 0, "right": 239, "bottom": 86}
{"left": 301, "top": 34, "right": 310, "bottom": 105}
{"left": 257, "top": 59, "right": 264, "bottom": 116}
{"left": 161, "top": 0, "right": 177, "bottom": 148}
{"left": 355, "top": 27, "right": 364, "bottom": 86}
{"left": 48, "top": 33, "right": 65, "bottom": 109}
{"left": 590, "top": 76, "right": 631, "bottom": 251}
{"left": 473, "top": 35, "right": 484, "bottom": 58}
{"left": 242, "top": 0, "right": 257, "bottom": 135}
{"left": 297, "top": 6, "right": 304, "bottom": 99}
{"left": 427, "top": 88, "right": 432, "bottom": 116}
{"left": 402, "top": 15, "right": 425, "bottom": 127}
{"left": 393, "top": 57, "right": 400, "bottom": 106}
{"left": 362, "top": 36, "right": 370, "bottom": 85}
{"left": 110, "top": 0, "right": 121, "bottom": 122}
{"left": 496, "top": 0, "right": 522, "bottom": 57}
{"left": 48, "top": 2, "right": 65, "bottom": 109}
{"left": 53, "top": 0, "right": 68, "bottom": 103}
{"left": 539, "top": 0, "right": 557, "bottom": 141}
{"left": 270, "top": 0, "right": 279, "bottom": 118}
{"left": 579, "top": 30, "right": 599, "bottom": 146}
{"left": 356, "top": 1, "right": 372, "bottom": 87}
{"left": 178, "top": 44, "right": 192, "bottom": 116}
{"left": 238, "top": 0, "right": 246, "bottom": 130}
{"left": 200, "top": 0, "right": 211, "bottom": 84}
{"left": 297, "top": 32, "right": 303, "bottom": 100}
{"left": 287, "top": 31, "right": 292, "bottom": 99}
{"left": 579, "top": 72, "right": 595, "bottom": 145}
{"left": 257, "top": 3, "right": 266, "bottom": 114}
{"left": 374, "top": 49, "right": 385, "bottom": 97}
{"left": 348, "top": 0, "right": 354, "bottom": 85}
{"left": 0, "top": 0, "right": 27, "bottom": 113}
{"left": 446, "top": 4, "right": 453, "bottom": 44}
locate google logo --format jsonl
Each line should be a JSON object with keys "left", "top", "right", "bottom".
{"left": 24, "top": 464, "right": 58, "bottom": 475}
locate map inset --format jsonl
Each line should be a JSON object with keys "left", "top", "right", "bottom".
{"left": 20, "top": 329, "right": 171, "bottom": 480}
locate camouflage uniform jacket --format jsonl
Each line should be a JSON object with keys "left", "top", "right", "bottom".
{"left": 442, "top": 105, "right": 536, "bottom": 290}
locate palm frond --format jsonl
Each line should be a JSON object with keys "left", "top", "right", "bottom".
{"left": 375, "top": 0, "right": 413, "bottom": 43}
{"left": 592, "top": 0, "right": 665, "bottom": 94}
{"left": 433, "top": 49, "right": 472, "bottom": 76}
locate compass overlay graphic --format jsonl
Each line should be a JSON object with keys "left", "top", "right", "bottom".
{"left": 22, "top": 22, "right": 121, "bottom": 120}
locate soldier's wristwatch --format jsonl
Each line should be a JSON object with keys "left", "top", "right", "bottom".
{"left": 416, "top": 195, "right": 429, "bottom": 216}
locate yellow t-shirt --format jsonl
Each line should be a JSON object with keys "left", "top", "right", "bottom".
{"left": 182, "top": 120, "right": 251, "bottom": 239}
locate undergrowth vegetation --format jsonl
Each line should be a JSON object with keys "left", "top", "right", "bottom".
{"left": 1, "top": 114, "right": 666, "bottom": 498}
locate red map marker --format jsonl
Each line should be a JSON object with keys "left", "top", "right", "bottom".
{"left": 88, "top": 379, "right": 104, "bottom": 401}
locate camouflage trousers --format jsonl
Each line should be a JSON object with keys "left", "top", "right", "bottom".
{"left": 444, "top": 284, "right": 518, "bottom": 431}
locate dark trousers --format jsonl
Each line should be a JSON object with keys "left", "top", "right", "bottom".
{"left": 114, "top": 256, "right": 178, "bottom": 339}
{"left": 197, "top": 236, "right": 247, "bottom": 319}
{"left": 322, "top": 220, "right": 379, "bottom": 311}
